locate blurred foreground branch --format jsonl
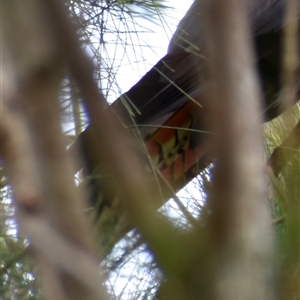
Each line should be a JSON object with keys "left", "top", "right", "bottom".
{"left": 202, "top": 0, "right": 274, "bottom": 299}
{"left": 1, "top": 1, "right": 109, "bottom": 299}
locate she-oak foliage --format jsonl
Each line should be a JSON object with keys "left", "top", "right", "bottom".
{"left": 1, "top": 0, "right": 299, "bottom": 299}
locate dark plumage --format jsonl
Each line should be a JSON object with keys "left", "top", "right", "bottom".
{"left": 72, "top": 0, "right": 300, "bottom": 211}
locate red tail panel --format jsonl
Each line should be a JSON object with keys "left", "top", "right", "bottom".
{"left": 145, "top": 101, "right": 211, "bottom": 187}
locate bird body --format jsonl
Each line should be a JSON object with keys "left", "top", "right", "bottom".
{"left": 73, "top": 0, "right": 300, "bottom": 210}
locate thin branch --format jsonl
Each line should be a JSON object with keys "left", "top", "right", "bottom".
{"left": 44, "top": 0, "right": 193, "bottom": 280}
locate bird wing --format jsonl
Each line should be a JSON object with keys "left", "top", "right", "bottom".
{"left": 112, "top": 0, "right": 296, "bottom": 129}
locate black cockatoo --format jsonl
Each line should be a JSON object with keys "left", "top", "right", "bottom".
{"left": 71, "top": 0, "right": 300, "bottom": 214}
